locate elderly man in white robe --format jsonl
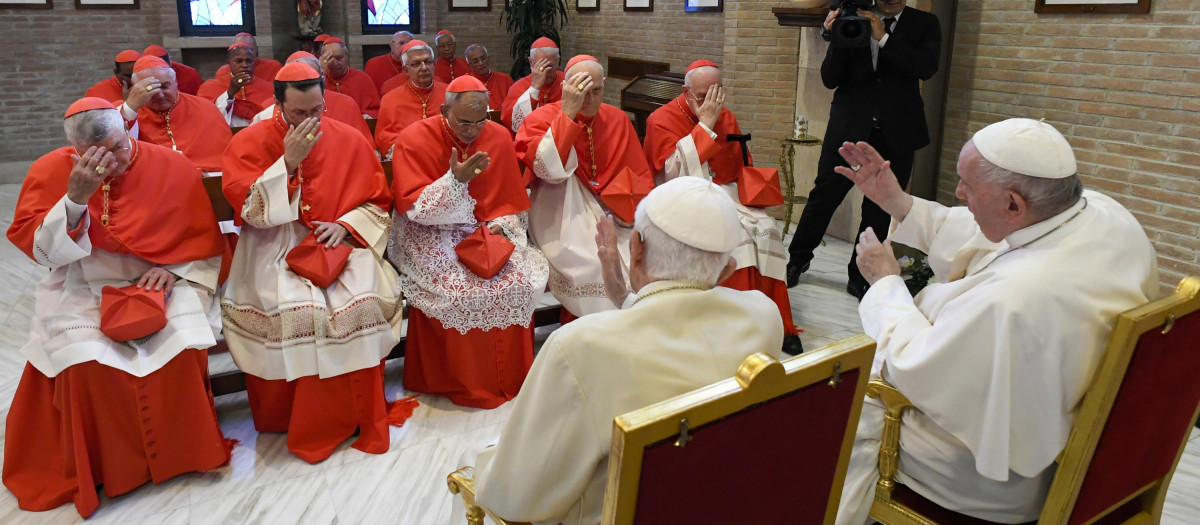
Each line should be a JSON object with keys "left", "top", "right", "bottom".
{"left": 834, "top": 118, "right": 1159, "bottom": 525}
{"left": 450, "top": 176, "right": 785, "bottom": 524}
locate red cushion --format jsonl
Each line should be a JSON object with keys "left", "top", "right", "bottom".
{"left": 285, "top": 236, "right": 352, "bottom": 288}
{"left": 1068, "top": 310, "right": 1200, "bottom": 525}
{"left": 600, "top": 166, "right": 653, "bottom": 224}
{"left": 632, "top": 369, "right": 860, "bottom": 523}
{"left": 99, "top": 285, "right": 167, "bottom": 342}
{"left": 454, "top": 226, "right": 515, "bottom": 279}
{"left": 737, "top": 167, "right": 784, "bottom": 208}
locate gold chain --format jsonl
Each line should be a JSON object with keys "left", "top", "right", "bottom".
{"left": 583, "top": 118, "right": 598, "bottom": 183}
{"left": 100, "top": 181, "right": 111, "bottom": 226}
{"left": 163, "top": 108, "right": 178, "bottom": 151}
{"left": 677, "top": 98, "right": 697, "bottom": 126}
{"left": 630, "top": 285, "right": 706, "bottom": 307}
{"left": 407, "top": 82, "right": 432, "bottom": 119}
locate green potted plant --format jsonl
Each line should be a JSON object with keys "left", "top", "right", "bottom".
{"left": 501, "top": 0, "right": 569, "bottom": 79}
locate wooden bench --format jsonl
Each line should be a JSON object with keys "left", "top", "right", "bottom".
{"left": 202, "top": 174, "right": 563, "bottom": 396}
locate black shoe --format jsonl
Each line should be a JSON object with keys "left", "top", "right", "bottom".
{"left": 782, "top": 334, "right": 804, "bottom": 356}
{"left": 785, "top": 260, "right": 811, "bottom": 288}
{"left": 846, "top": 279, "right": 868, "bottom": 301}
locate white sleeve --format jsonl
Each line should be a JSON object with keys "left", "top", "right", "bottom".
{"left": 509, "top": 87, "right": 538, "bottom": 133}
{"left": 531, "top": 126, "right": 578, "bottom": 184}
{"left": 214, "top": 92, "right": 236, "bottom": 126}
{"left": 162, "top": 256, "right": 222, "bottom": 294}
{"left": 660, "top": 123, "right": 717, "bottom": 182}
{"left": 405, "top": 171, "right": 477, "bottom": 227}
{"left": 30, "top": 196, "right": 93, "bottom": 269}
{"left": 339, "top": 203, "right": 393, "bottom": 258}
{"left": 240, "top": 156, "right": 300, "bottom": 229}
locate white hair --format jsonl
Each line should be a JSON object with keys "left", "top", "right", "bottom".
{"left": 529, "top": 47, "right": 560, "bottom": 60}
{"left": 393, "top": 30, "right": 412, "bottom": 40}
{"left": 444, "top": 90, "right": 489, "bottom": 111}
{"left": 464, "top": 43, "right": 487, "bottom": 58}
{"left": 288, "top": 56, "right": 324, "bottom": 78}
{"left": 131, "top": 66, "right": 176, "bottom": 84}
{"left": 64, "top": 109, "right": 125, "bottom": 147}
{"left": 436, "top": 33, "right": 455, "bottom": 44}
{"left": 565, "top": 58, "right": 605, "bottom": 78}
{"left": 402, "top": 44, "right": 434, "bottom": 66}
{"left": 971, "top": 140, "right": 1083, "bottom": 220}
{"left": 633, "top": 203, "right": 731, "bottom": 288}
{"left": 684, "top": 65, "right": 718, "bottom": 91}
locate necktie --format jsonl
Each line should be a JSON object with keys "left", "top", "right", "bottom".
{"left": 883, "top": 17, "right": 896, "bottom": 35}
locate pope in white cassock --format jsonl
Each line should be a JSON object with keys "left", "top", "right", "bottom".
{"left": 834, "top": 118, "right": 1159, "bottom": 525}
{"left": 451, "top": 176, "right": 784, "bottom": 525}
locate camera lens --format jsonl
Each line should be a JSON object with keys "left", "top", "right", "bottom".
{"left": 839, "top": 21, "right": 864, "bottom": 39}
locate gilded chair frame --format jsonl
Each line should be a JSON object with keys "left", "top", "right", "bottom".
{"left": 868, "top": 276, "right": 1200, "bottom": 525}
{"left": 602, "top": 334, "right": 876, "bottom": 524}
{"left": 448, "top": 335, "right": 877, "bottom": 525}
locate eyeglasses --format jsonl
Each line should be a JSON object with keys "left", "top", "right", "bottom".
{"left": 284, "top": 103, "right": 326, "bottom": 121}
{"left": 448, "top": 108, "right": 488, "bottom": 129}
{"left": 686, "top": 85, "right": 723, "bottom": 105}
{"left": 408, "top": 59, "right": 434, "bottom": 70}
{"left": 468, "top": 55, "right": 488, "bottom": 66}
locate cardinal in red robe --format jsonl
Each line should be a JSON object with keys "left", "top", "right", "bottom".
{"left": 433, "top": 30, "right": 471, "bottom": 83}
{"left": 364, "top": 30, "right": 413, "bottom": 92}
{"left": 321, "top": 37, "right": 381, "bottom": 118}
{"left": 119, "top": 56, "right": 232, "bottom": 173}
{"left": 501, "top": 37, "right": 565, "bottom": 133}
{"left": 4, "top": 98, "right": 231, "bottom": 518}
{"left": 643, "top": 60, "right": 802, "bottom": 355}
{"left": 515, "top": 55, "right": 654, "bottom": 322}
{"left": 84, "top": 49, "right": 140, "bottom": 102}
{"left": 197, "top": 43, "right": 275, "bottom": 127}
{"left": 376, "top": 40, "right": 447, "bottom": 158}
{"left": 221, "top": 63, "right": 409, "bottom": 463}
{"left": 389, "top": 76, "right": 548, "bottom": 408}
{"left": 212, "top": 32, "right": 283, "bottom": 83}
{"left": 143, "top": 45, "right": 203, "bottom": 96}
{"left": 251, "top": 52, "right": 378, "bottom": 152}
{"left": 465, "top": 43, "right": 515, "bottom": 111}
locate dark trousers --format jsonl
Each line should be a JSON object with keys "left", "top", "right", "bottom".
{"left": 787, "top": 126, "right": 915, "bottom": 286}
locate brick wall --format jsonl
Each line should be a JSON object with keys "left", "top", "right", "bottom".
{"left": 722, "top": 0, "right": 799, "bottom": 169}
{"left": 559, "top": 2, "right": 725, "bottom": 105}
{"left": 338, "top": 0, "right": 513, "bottom": 74}
{"left": 941, "top": 0, "right": 1200, "bottom": 291}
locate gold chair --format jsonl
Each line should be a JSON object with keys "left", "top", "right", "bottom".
{"left": 448, "top": 334, "right": 877, "bottom": 524}
{"left": 869, "top": 276, "right": 1200, "bottom": 525}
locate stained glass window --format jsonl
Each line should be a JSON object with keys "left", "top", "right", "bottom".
{"left": 362, "top": 0, "right": 420, "bottom": 35}
{"left": 177, "top": 0, "right": 255, "bottom": 36}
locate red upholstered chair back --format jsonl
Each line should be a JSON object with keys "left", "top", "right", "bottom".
{"left": 1040, "top": 276, "right": 1200, "bottom": 525}
{"left": 601, "top": 335, "right": 876, "bottom": 525}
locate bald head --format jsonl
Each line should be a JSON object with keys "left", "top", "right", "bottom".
{"left": 565, "top": 59, "right": 605, "bottom": 118}
{"left": 288, "top": 56, "right": 325, "bottom": 83}
{"left": 388, "top": 31, "right": 413, "bottom": 61}
{"left": 232, "top": 33, "right": 259, "bottom": 54}
{"left": 325, "top": 42, "right": 349, "bottom": 77}
{"left": 684, "top": 65, "right": 720, "bottom": 92}
{"left": 565, "top": 59, "right": 604, "bottom": 81}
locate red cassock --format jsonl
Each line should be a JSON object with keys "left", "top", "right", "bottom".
{"left": 132, "top": 92, "right": 232, "bottom": 172}
{"left": 325, "top": 89, "right": 378, "bottom": 151}
{"left": 470, "top": 71, "right": 515, "bottom": 111}
{"left": 4, "top": 141, "right": 229, "bottom": 518}
{"left": 171, "top": 62, "right": 203, "bottom": 96}
{"left": 515, "top": 101, "right": 654, "bottom": 194}
{"left": 364, "top": 53, "right": 407, "bottom": 93}
{"left": 327, "top": 68, "right": 381, "bottom": 119}
{"left": 393, "top": 117, "right": 539, "bottom": 409}
{"left": 375, "top": 81, "right": 447, "bottom": 155}
{"left": 643, "top": 93, "right": 799, "bottom": 336}
{"left": 214, "top": 58, "right": 283, "bottom": 83}
{"left": 222, "top": 111, "right": 403, "bottom": 463}
{"left": 379, "top": 72, "right": 412, "bottom": 96}
{"left": 196, "top": 77, "right": 275, "bottom": 121}
{"left": 434, "top": 56, "right": 470, "bottom": 84}
{"left": 84, "top": 76, "right": 124, "bottom": 102}
{"left": 500, "top": 71, "right": 565, "bottom": 132}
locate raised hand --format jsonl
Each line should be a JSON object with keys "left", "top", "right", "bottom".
{"left": 137, "top": 267, "right": 177, "bottom": 296}
{"left": 530, "top": 58, "right": 554, "bottom": 90}
{"left": 450, "top": 148, "right": 490, "bottom": 183}
{"left": 312, "top": 221, "right": 348, "bottom": 248}
{"left": 695, "top": 83, "right": 725, "bottom": 130}
{"left": 227, "top": 71, "right": 252, "bottom": 98}
{"left": 126, "top": 77, "right": 161, "bottom": 112}
{"left": 834, "top": 141, "right": 914, "bottom": 220}
{"left": 561, "top": 71, "right": 593, "bottom": 121}
{"left": 67, "top": 146, "right": 116, "bottom": 205}
{"left": 854, "top": 227, "right": 900, "bottom": 286}
{"left": 595, "top": 214, "right": 630, "bottom": 308}
{"left": 284, "top": 117, "right": 322, "bottom": 175}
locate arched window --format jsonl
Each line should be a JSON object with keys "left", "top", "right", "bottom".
{"left": 362, "top": 0, "right": 420, "bottom": 35}
{"left": 177, "top": 0, "right": 256, "bottom": 37}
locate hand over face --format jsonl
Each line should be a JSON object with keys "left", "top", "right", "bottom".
{"left": 126, "top": 77, "right": 161, "bottom": 112}
{"left": 67, "top": 146, "right": 117, "bottom": 205}
{"left": 695, "top": 84, "right": 725, "bottom": 130}
{"left": 530, "top": 58, "right": 553, "bottom": 90}
{"left": 560, "top": 71, "right": 594, "bottom": 121}
{"left": 284, "top": 117, "right": 322, "bottom": 175}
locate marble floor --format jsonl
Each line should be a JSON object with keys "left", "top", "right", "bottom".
{"left": 0, "top": 182, "right": 1195, "bottom": 524}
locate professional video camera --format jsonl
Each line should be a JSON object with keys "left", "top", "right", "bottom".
{"left": 829, "top": 0, "right": 876, "bottom": 48}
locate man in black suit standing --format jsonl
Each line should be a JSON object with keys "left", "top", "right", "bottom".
{"left": 785, "top": 0, "right": 941, "bottom": 299}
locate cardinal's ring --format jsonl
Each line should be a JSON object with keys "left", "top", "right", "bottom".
{"left": 306, "top": 133, "right": 315, "bottom": 141}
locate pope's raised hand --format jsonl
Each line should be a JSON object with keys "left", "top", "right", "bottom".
{"left": 855, "top": 227, "right": 900, "bottom": 286}
{"left": 67, "top": 146, "right": 116, "bottom": 205}
{"left": 450, "top": 148, "right": 490, "bottom": 183}
{"left": 561, "top": 71, "right": 593, "bottom": 121}
{"left": 595, "top": 214, "right": 629, "bottom": 308}
{"left": 284, "top": 117, "right": 322, "bottom": 175}
{"left": 126, "top": 77, "right": 161, "bottom": 112}
{"left": 834, "top": 141, "right": 913, "bottom": 220}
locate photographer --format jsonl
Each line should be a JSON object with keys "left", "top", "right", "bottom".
{"left": 786, "top": 0, "right": 941, "bottom": 299}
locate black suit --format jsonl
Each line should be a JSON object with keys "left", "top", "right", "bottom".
{"left": 787, "top": 6, "right": 941, "bottom": 290}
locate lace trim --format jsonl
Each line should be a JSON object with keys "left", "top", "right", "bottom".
{"left": 220, "top": 294, "right": 399, "bottom": 345}
{"left": 548, "top": 268, "right": 608, "bottom": 300}
{"left": 406, "top": 173, "right": 477, "bottom": 225}
{"left": 390, "top": 211, "right": 549, "bottom": 334}
{"left": 511, "top": 99, "right": 529, "bottom": 132}
{"left": 242, "top": 183, "right": 272, "bottom": 229}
